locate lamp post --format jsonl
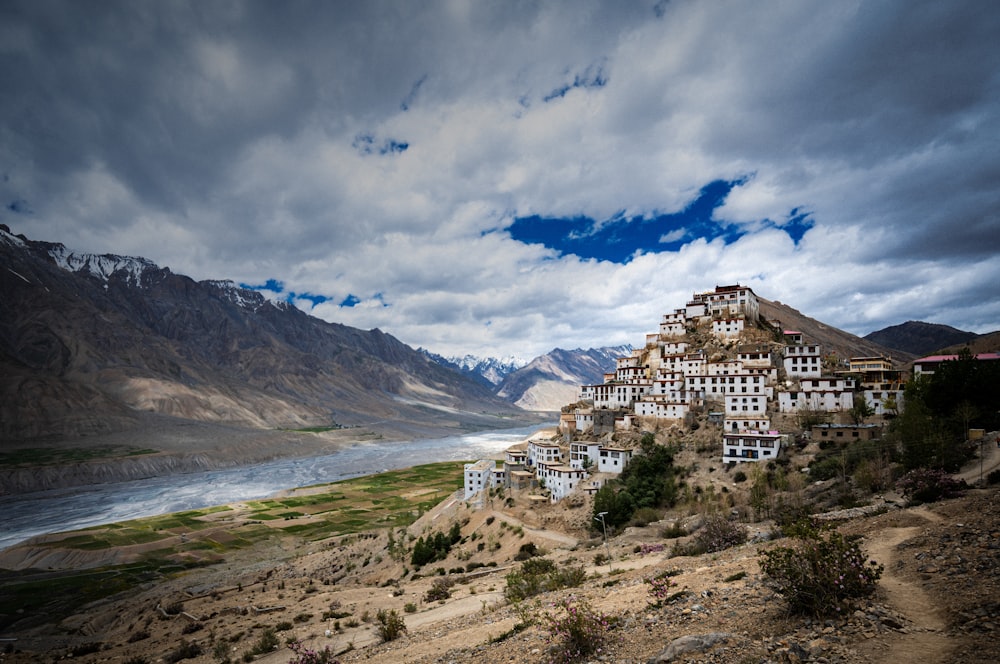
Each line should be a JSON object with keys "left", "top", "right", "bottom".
{"left": 594, "top": 511, "right": 611, "bottom": 573}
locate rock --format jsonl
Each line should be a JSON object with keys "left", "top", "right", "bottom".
{"left": 647, "top": 632, "right": 733, "bottom": 663}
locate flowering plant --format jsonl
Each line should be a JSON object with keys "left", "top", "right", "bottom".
{"left": 542, "top": 597, "right": 614, "bottom": 663}
{"left": 759, "top": 521, "right": 883, "bottom": 617}
{"left": 287, "top": 640, "right": 338, "bottom": 664}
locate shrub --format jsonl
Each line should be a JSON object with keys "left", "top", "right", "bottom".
{"left": 424, "top": 577, "right": 454, "bottom": 602}
{"left": 732, "top": 470, "right": 748, "bottom": 483}
{"left": 514, "top": 542, "right": 540, "bottom": 561}
{"left": 375, "top": 609, "right": 407, "bottom": 642}
{"left": 988, "top": 469, "right": 1000, "bottom": 485}
{"left": 645, "top": 572, "right": 676, "bottom": 606}
{"left": 249, "top": 629, "right": 279, "bottom": 656}
{"left": 70, "top": 643, "right": 103, "bottom": 656}
{"left": 543, "top": 597, "right": 615, "bottom": 663}
{"left": 504, "top": 558, "right": 586, "bottom": 602}
{"left": 165, "top": 640, "right": 202, "bottom": 663}
{"left": 759, "top": 521, "right": 884, "bottom": 617}
{"left": 896, "top": 468, "right": 967, "bottom": 503}
{"left": 630, "top": 506, "right": 662, "bottom": 527}
{"left": 659, "top": 521, "right": 685, "bottom": 539}
{"left": 694, "top": 515, "right": 748, "bottom": 553}
{"left": 287, "top": 640, "right": 339, "bottom": 664}
{"left": 403, "top": 602, "right": 417, "bottom": 613}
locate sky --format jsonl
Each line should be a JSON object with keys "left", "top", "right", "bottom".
{"left": 2, "top": 0, "right": 999, "bottom": 361}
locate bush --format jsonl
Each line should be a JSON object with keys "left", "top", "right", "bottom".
{"left": 165, "top": 640, "right": 202, "bottom": 663}
{"left": 694, "top": 515, "right": 748, "bottom": 553}
{"left": 287, "top": 640, "right": 339, "bottom": 664}
{"left": 759, "top": 521, "right": 884, "bottom": 617}
{"left": 504, "top": 558, "right": 586, "bottom": 602}
{"left": 895, "top": 468, "right": 967, "bottom": 503}
{"left": 424, "top": 577, "right": 454, "bottom": 602}
{"left": 403, "top": 602, "right": 417, "bottom": 613}
{"left": 732, "top": 470, "right": 747, "bottom": 483}
{"left": 645, "top": 572, "right": 676, "bottom": 606}
{"left": 543, "top": 598, "right": 615, "bottom": 663}
{"left": 988, "top": 469, "right": 1000, "bottom": 485}
{"left": 659, "top": 521, "right": 685, "bottom": 539}
{"left": 630, "top": 507, "right": 662, "bottom": 527}
{"left": 514, "top": 542, "right": 540, "bottom": 561}
{"left": 248, "top": 629, "right": 279, "bottom": 656}
{"left": 375, "top": 609, "right": 407, "bottom": 642}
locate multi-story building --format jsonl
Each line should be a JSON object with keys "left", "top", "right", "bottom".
{"left": 778, "top": 376, "right": 855, "bottom": 413}
{"left": 783, "top": 343, "right": 822, "bottom": 378}
{"left": 464, "top": 459, "right": 496, "bottom": 499}
{"left": 722, "top": 431, "right": 782, "bottom": 462}
{"left": 597, "top": 446, "right": 632, "bottom": 473}
{"left": 527, "top": 440, "right": 562, "bottom": 467}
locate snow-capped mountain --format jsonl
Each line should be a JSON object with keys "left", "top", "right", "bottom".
{"left": 419, "top": 350, "right": 525, "bottom": 387}
{"left": 0, "top": 225, "right": 525, "bottom": 442}
{"left": 496, "top": 345, "right": 632, "bottom": 411}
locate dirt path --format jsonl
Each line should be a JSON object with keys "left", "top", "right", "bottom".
{"left": 865, "top": 507, "right": 952, "bottom": 664}
{"left": 957, "top": 431, "right": 1000, "bottom": 484}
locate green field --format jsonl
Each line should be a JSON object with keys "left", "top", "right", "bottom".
{"left": 0, "top": 445, "right": 158, "bottom": 468}
{"left": 0, "top": 460, "right": 470, "bottom": 629}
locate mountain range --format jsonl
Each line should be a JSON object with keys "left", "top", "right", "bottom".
{"left": 0, "top": 226, "right": 534, "bottom": 445}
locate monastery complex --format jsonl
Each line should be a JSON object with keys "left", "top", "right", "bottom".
{"left": 468, "top": 284, "right": 912, "bottom": 503}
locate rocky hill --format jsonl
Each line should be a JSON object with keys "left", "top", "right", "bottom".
{"left": 0, "top": 226, "right": 530, "bottom": 446}
{"left": 864, "top": 320, "right": 979, "bottom": 356}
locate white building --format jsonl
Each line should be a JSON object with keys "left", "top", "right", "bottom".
{"left": 464, "top": 459, "right": 496, "bottom": 499}
{"left": 723, "top": 431, "right": 782, "bottom": 463}
{"left": 569, "top": 441, "right": 601, "bottom": 469}
{"left": 542, "top": 465, "right": 586, "bottom": 502}
{"left": 527, "top": 440, "right": 562, "bottom": 467}
{"left": 598, "top": 446, "right": 632, "bottom": 473}
{"left": 778, "top": 376, "right": 855, "bottom": 413}
{"left": 784, "top": 344, "right": 822, "bottom": 378}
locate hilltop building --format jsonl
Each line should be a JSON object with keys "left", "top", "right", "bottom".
{"left": 566, "top": 284, "right": 905, "bottom": 468}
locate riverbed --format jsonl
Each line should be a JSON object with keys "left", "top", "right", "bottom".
{"left": 0, "top": 424, "right": 550, "bottom": 552}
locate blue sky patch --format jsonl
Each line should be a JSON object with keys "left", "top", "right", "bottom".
{"left": 543, "top": 62, "right": 608, "bottom": 102}
{"left": 507, "top": 178, "right": 755, "bottom": 263}
{"left": 242, "top": 279, "right": 328, "bottom": 306}
{"left": 353, "top": 133, "right": 409, "bottom": 156}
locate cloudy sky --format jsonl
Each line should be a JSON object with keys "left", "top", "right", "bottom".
{"left": 2, "top": 1, "right": 999, "bottom": 360}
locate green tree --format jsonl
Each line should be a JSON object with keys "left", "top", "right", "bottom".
{"left": 591, "top": 484, "right": 635, "bottom": 530}
{"left": 849, "top": 396, "right": 874, "bottom": 425}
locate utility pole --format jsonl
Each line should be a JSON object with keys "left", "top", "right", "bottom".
{"left": 594, "top": 511, "right": 611, "bottom": 573}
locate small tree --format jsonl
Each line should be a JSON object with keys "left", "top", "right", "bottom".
{"left": 849, "top": 397, "right": 874, "bottom": 425}
{"left": 375, "top": 609, "right": 407, "bottom": 642}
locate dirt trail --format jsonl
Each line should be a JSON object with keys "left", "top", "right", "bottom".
{"left": 865, "top": 506, "right": 951, "bottom": 664}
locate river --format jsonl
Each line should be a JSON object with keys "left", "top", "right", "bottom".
{"left": 0, "top": 424, "right": 549, "bottom": 552}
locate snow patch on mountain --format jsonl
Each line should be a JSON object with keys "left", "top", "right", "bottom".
{"left": 46, "top": 243, "right": 158, "bottom": 288}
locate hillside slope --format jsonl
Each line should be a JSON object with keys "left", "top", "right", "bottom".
{"left": 759, "top": 298, "right": 914, "bottom": 364}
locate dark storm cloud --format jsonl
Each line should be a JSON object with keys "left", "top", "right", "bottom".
{"left": 1, "top": 0, "right": 998, "bottom": 358}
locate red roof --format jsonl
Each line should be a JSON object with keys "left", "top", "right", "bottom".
{"left": 915, "top": 352, "right": 1000, "bottom": 363}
